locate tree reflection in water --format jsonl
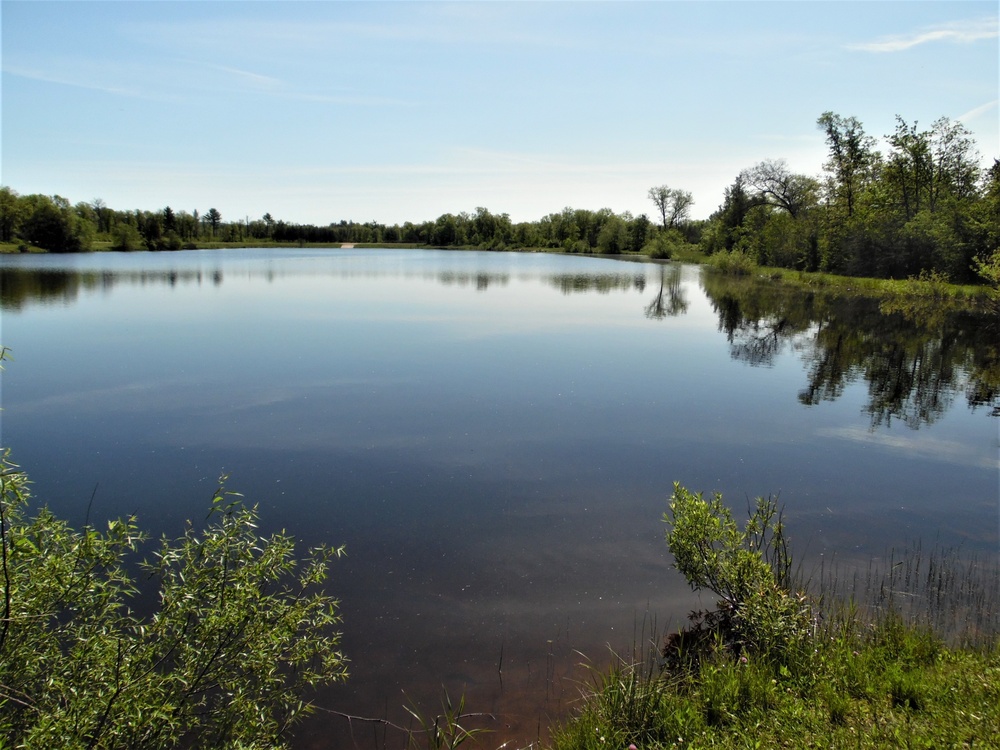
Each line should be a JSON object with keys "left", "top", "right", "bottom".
{"left": 699, "top": 270, "right": 999, "bottom": 428}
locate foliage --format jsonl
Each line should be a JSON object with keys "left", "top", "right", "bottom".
{"left": 695, "top": 112, "right": 994, "bottom": 283}
{"left": 549, "top": 484, "right": 1000, "bottom": 750}
{"left": 642, "top": 229, "right": 684, "bottom": 259}
{"left": 0, "top": 108, "right": 994, "bottom": 284}
{"left": 0, "top": 452, "right": 347, "bottom": 750}
{"left": 705, "top": 249, "right": 757, "bottom": 276}
{"left": 663, "top": 484, "right": 811, "bottom": 662}
{"left": 111, "top": 223, "right": 144, "bottom": 252}
{"left": 16, "top": 194, "right": 93, "bottom": 252}
{"left": 403, "top": 691, "right": 491, "bottom": 750}
{"left": 974, "top": 247, "right": 1000, "bottom": 289}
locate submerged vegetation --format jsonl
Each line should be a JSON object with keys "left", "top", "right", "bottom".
{"left": 549, "top": 485, "right": 1000, "bottom": 750}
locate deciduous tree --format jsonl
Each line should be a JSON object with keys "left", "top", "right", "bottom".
{"left": 817, "top": 111, "right": 879, "bottom": 218}
{"left": 740, "top": 159, "right": 818, "bottom": 219}
{"left": 648, "top": 185, "right": 694, "bottom": 229}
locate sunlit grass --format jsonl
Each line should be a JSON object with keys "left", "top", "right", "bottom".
{"left": 547, "top": 530, "right": 1000, "bottom": 749}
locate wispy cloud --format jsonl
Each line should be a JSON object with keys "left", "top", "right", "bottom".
{"left": 848, "top": 16, "right": 998, "bottom": 52}
{"left": 957, "top": 99, "right": 999, "bottom": 123}
{"left": 817, "top": 426, "right": 999, "bottom": 470}
{"left": 203, "top": 63, "right": 282, "bottom": 91}
{"left": 3, "top": 64, "right": 144, "bottom": 98}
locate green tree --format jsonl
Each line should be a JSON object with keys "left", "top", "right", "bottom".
{"left": 92, "top": 198, "right": 113, "bottom": 235}
{"left": 884, "top": 117, "right": 933, "bottom": 221}
{"left": 0, "top": 187, "right": 24, "bottom": 243}
{"left": 627, "top": 212, "right": 653, "bottom": 254}
{"left": 817, "top": 111, "right": 879, "bottom": 219}
{"left": 141, "top": 212, "right": 164, "bottom": 250}
{"left": 596, "top": 212, "right": 629, "bottom": 254}
{"left": 701, "top": 175, "right": 760, "bottom": 256}
{"left": 206, "top": 208, "right": 222, "bottom": 237}
{"left": 971, "top": 159, "right": 1000, "bottom": 287}
{"left": 740, "top": 159, "right": 818, "bottom": 219}
{"left": 111, "top": 223, "right": 144, "bottom": 251}
{"left": 928, "top": 116, "right": 981, "bottom": 207}
{"left": 648, "top": 185, "right": 694, "bottom": 229}
{"left": 0, "top": 452, "right": 347, "bottom": 749}
{"left": 471, "top": 207, "right": 511, "bottom": 249}
{"left": 18, "top": 194, "right": 93, "bottom": 252}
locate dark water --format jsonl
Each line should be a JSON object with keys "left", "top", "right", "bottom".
{"left": 1, "top": 248, "right": 997, "bottom": 747}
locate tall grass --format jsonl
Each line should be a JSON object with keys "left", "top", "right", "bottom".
{"left": 812, "top": 543, "right": 1000, "bottom": 650}
{"left": 548, "top": 501, "right": 1000, "bottom": 749}
{"left": 704, "top": 250, "right": 757, "bottom": 276}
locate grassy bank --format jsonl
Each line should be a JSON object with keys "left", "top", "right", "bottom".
{"left": 9, "top": 238, "right": 991, "bottom": 308}
{"left": 547, "top": 487, "right": 1000, "bottom": 750}
{"left": 703, "top": 249, "right": 996, "bottom": 309}
{"left": 551, "top": 624, "right": 999, "bottom": 749}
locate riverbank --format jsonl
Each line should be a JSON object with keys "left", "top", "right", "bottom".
{"left": 547, "top": 618, "right": 1000, "bottom": 749}
{"left": 6, "top": 238, "right": 994, "bottom": 310}
{"left": 545, "top": 494, "right": 1000, "bottom": 750}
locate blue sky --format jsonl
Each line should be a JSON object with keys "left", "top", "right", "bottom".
{"left": 2, "top": 1, "right": 997, "bottom": 225}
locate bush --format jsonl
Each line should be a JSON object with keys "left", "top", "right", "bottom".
{"left": 0, "top": 451, "right": 347, "bottom": 749}
{"left": 706, "top": 249, "right": 757, "bottom": 276}
{"left": 663, "top": 484, "right": 812, "bottom": 663}
{"left": 642, "top": 236, "right": 673, "bottom": 259}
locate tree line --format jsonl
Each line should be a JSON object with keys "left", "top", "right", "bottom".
{"left": 0, "top": 188, "right": 694, "bottom": 258}
{"left": 1, "top": 110, "right": 996, "bottom": 284}
{"left": 701, "top": 112, "right": 999, "bottom": 284}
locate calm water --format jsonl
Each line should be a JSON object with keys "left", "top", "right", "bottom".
{"left": 1, "top": 248, "right": 997, "bottom": 747}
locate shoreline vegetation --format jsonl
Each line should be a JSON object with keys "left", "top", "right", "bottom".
{"left": 2, "top": 109, "right": 998, "bottom": 295}
{"left": 2, "top": 446, "right": 997, "bottom": 748}
{"left": 546, "top": 487, "right": 1000, "bottom": 750}
{"left": 4, "top": 237, "right": 995, "bottom": 312}
{"left": 3, "top": 107, "right": 999, "bottom": 306}
{"left": 2, "top": 107, "right": 998, "bottom": 747}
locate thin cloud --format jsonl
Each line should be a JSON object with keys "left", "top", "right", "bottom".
{"left": 848, "top": 16, "right": 998, "bottom": 52}
{"left": 817, "top": 426, "right": 998, "bottom": 471}
{"left": 958, "top": 99, "right": 999, "bottom": 123}
{"left": 203, "top": 63, "right": 282, "bottom": 90}
{"left": 3, "top": 64, "right": 143, "bottom": 98}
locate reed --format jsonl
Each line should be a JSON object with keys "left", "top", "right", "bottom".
{"left": 546, "top": 489, "right": 1000, "bottom": 749}
{"left": 810, "top": 542, "right": 1000, "bottom": 650}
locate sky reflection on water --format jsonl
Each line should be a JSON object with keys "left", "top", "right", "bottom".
{"left": 1, "top": 248, "right": 996, "bottom": 748}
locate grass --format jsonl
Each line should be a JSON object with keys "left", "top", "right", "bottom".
{"left": 702, "top": 251, "right": 995, "bottom": 310}
{"left": 551, "top": 605, "right": 999, "bottom": 748}
{"left": 547, "top": 532, "right": 1000, "bottom": 749}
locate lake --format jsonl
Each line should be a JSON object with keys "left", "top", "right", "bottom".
{"left": 1, "top": 248, "right": 997, "bottom": 748}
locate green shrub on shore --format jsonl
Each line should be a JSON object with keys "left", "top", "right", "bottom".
{"left": 0, "top": 449, "right": 347, "bottom": 750}
{"left": 705, "top": 250, "right": 757, "bottom": 276}
{"left": 548, "top": 485, "right": 1000, "bottom": 750}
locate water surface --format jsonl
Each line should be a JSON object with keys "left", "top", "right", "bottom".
{"left": 1, "top": 248, "right": 996, "bottom": 747}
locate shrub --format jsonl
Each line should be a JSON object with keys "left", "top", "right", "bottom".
{"left": 0, "top": 451, "right": 347, "bottom": 749}
{"left": 662, "top": 484, "right": 812, "bottom": 663}
{"left": 706, "top": 249, "right": 757, "bottom": 276}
